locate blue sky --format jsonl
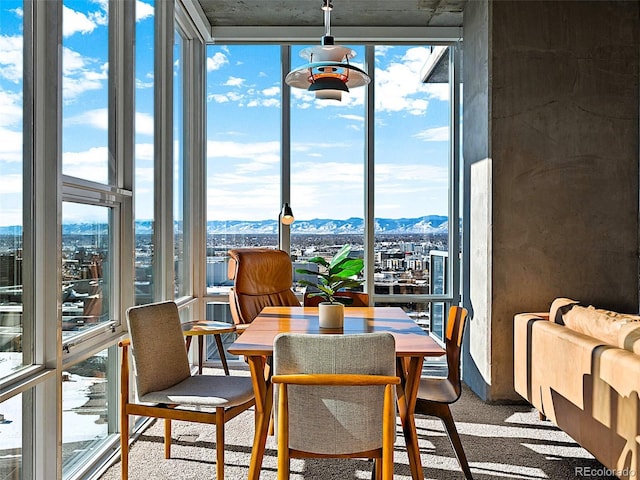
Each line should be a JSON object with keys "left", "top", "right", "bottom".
{"left": 0, "top": 0, "right": 451, "bottom": 226}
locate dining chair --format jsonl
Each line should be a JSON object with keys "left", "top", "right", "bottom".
{"left": 227, "top": 248, "right": 301, "bottom": 331}
{"left": 272, "top": 332, "right": 400, "bottom": 480}
{"left": 302, "top": 289, "right": 370, "bottom": 307}
{"left": 119, "top": 301, "right": 255, "bottom": 480}
{"left": 415, "top": 305, "right": 474, "bottom": 479}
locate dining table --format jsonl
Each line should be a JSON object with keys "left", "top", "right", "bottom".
{"left": 227, "top": 305, "right": 446, "bottom": 480}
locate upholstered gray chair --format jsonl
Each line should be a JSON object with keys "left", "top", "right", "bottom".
{"left": 120, "top": 301, "right": 255, "bottom": 480}
{"left": 272, "top": 332, "right": 399, "bottom": 480}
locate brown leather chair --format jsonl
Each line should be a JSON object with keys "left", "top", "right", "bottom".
{"left": 415, "top": 305, "right": 473, "bottom": 479}
{"left": 302, "top": 290, "right": 370, "bottom": 307}
{"left": 228, "top": 248, "right": 300, "bottom": 331}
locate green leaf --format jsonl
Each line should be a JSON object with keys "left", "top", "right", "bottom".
{"left": 328, "top": 244, "right": 351, "bottom": 269}
{"left": 295, "top": 268, "right": 321, "bottom": 276}
{"left": 330, "top": 258, "right": 364, "bottom": 278}
{"left": 306, "top": 256, "right": 329, "bottom": 268}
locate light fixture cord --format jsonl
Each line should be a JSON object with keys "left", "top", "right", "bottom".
{"left": 322, "top": 0, "right": 332, "bottom": 37}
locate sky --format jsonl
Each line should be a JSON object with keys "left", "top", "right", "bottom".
{"left": 0, "top": 0, "right": 452, "bottom": 227}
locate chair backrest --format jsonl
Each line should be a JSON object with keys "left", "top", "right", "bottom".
{"left": 273, "top": 332, "right": 396, "bottom": 455}
{"left": 227, "top": 248, "right": 300, "bottom": 326}
{"left": 302, "top": 290, "right": 370, "bottom": 307}
{"left": 445, "top": 305, "right": 469, "bottom": 396}
{"left": 126, "top": 301, "right": 191, "bottom": 398}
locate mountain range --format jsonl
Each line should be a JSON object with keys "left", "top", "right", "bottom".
{"left": 0, "top": 216, "right": 449, "bottom": 236}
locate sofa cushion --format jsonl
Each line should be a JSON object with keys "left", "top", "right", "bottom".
{"left": 549, "top": 297, "right": 581, "bottom": 324}
{"left": 618, "top": 322, "right": 640, "bottom": 354}
{"left": 562, "top": 305, "right": 640, "bottom": 347}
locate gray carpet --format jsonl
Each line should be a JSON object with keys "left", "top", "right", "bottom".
{"left": 98, "top": 365, "right": 616, "bottom": 480}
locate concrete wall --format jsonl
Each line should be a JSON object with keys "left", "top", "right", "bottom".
{"left": 463, "top": 0, "right": 640, "bottom": 402}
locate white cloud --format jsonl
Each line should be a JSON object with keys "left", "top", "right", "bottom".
{"left": 375, "top": 46, "right": 433, "bottom": 115}
{"left": 207, "top": 52, "right": 228, "bottom": 72}
{"left": 337, "top": 114, "right": 364, "bottom": 122}
{"left": 0, "top": 35, "right": 22, "bottom": 83}
{"left": 0, "top": 90, "right": 22, "bottom": 127}
{"left": 136, "top": 0, "right": 154, "bottom": 21}
{"left": 247, "top": 98, "right": 280, "bottom": 108}
{"left": 262, "top": 86, "right": 279, "bottom": 96}
{"left": 136, "top": 112, "right": 154, "bottom": 136}
{"left": 62, "top": 47, "right": 108, "bottom": 101}
{"left": 0, "top": 174, "right": 22, "bottom": 194}
{"left": 65, "top": 108, "right": 108, "bottom": 130}
{"left": 207, "top": 140, "right": 280, "bottom": 165}
{"left": 0, "top": 127, "right": 22, "bottom": 163}
{"left": 63, "top": 5, "right": 98, "bottom": 37}
{"left": 63, "top": 147, "right": 109, "bottom": 183}
{"left": 208, "top": 93, "right": 230, "bottom": 103}
{"left": 225, "top": 76, "right": 245, "bottom": 87}
{"left": 424, "top": 83, "right": 450, "bottom": 101}
{"left": 414, "top": 126, "right": 449, "bottom": 142}
{"left": 135, "top": 143, "right": 154, "bottom": 161}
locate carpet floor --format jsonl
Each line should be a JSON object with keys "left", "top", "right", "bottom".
{"left": 98, "top": 366, "right": 616, "bottom": 480}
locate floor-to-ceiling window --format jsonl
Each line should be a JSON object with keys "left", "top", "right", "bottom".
{"left": 205, "top": 44, "right": 282, "bottom": 295}
{"left": 60, "top": 0, "right": 133, "bottom": 477}
{"left": 289, "top": 45, "right": 366, "bottom": 290}
{"left": 0, "top": 1, "right": 26, "bottom": 476}
{"left": 134, "top": 0, "right": 155, "bottom": 306}
{"left": 205, "top": 43, "right": 461, "bottom": 347}
{"left": 373, "top": 45, "right": 457, "bottom": 340}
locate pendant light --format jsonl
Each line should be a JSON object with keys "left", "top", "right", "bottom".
{"left": 284, "top": 0, "right": 370, "bottom": 101}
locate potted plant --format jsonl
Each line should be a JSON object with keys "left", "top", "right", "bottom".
{"left": 295, "top": 244, "right": 365, "bottom": 328}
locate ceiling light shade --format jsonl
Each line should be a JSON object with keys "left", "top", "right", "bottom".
{"left": 280, "top": 203, "right": 295, "bottom": 225}
{"left": 284, "top": 1, "right": 370, "bottom": 101}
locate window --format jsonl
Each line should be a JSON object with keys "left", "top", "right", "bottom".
{"left": 0, "top": 0, "right": 26, "bottom": 378}
{"left": 205, "top": 45, "right": 281, "bottom": 294}
{"left": 373, "top": 45, "right": 455, "bottom": 333}
{"left": 0, "top": 392, "right": 22, "bottom": 477}
{"left": 61, "top": 203, "right": 112, "bottom": 339}
{"left": 62, "top": 348, "right": 117, "bottom": 478}
{"left": 204, "top": 43, "right": 461, "bottom": 340}
{"left": 62, "top": 0, "right": 110, "bottom": 184}
{"left": 290, "top": 45, "right": 366, "bottom": 290}
{"left": 135, "top": 0, "right": 155, "bottom": 306}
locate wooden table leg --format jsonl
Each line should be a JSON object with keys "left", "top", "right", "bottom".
{"left": 247, "top": 356, "right": 273, "bottom": 480}
{"left": 213, "top": 333, "right": 230, "bottom": 375}
{"left": 197, "top": 336, "right": 204, "bottom": 374}
{"left": 397, "top": 356, "right": 425, "bottom": 480}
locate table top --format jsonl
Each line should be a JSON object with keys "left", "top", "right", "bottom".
{"left": 227, "top": 306, "right": 445, "bottom": 358}
{"left": 181, "top": 319, "right": 236, "bottom": 335}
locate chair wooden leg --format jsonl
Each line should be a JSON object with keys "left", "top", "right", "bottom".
{"left": 164, "top": 419, "right": 172, "bottom": 459}
{"left": 216, "top": 407, "right": 225, "bottom": 480}
{"left": 373, "top": 458, "right": 382, "bottom": 480}
{"left": 120, "top": 415, "right": 129, "bottom": 480}
{"left": 277, "top": 384, "right": 290, "bottom": 480}
{"left": 439, "top": 405, "right": 473, "bottom": 480}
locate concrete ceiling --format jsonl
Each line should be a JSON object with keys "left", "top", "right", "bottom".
{"left": 194, "top": 0, "right": 465, "bottom": 29}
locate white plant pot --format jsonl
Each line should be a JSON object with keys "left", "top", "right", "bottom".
{"left": 318, "top": 302, "right": 345, "bottom": 329}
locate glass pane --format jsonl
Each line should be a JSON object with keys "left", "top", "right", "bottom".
{"left": 62, "top": 0, "right": 110, "bottom": 183}
{"left": 0, "top": 393, "right": 22, "bottom": 478}
{"left": 373, "top": 45, "right": 451, "bottom": 324}
{"left": 62, "top": 349, "right": 113, "bottom": 477}
{"left": 135, "top": 0, "right": 154, "bottom": 305}
{"left": 205, "top": 45, "right": 281, "bottom": 294}
{"left": 290, "top": 44, "right": 366, "bottom": 294}
{"left": 0, "top": 0, "right": 26, "bottom": 378}
{"left": 173, "top": 29, "right": 189, "bottom": 299}
{"left": 61, "top": 203, "right": 111, "bottom": 339}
